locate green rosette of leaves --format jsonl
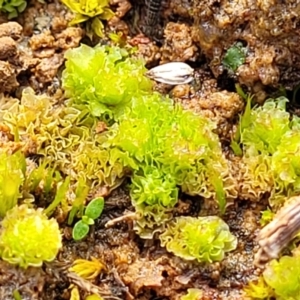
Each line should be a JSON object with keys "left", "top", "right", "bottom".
{"left": 61, "top": 0, "right": 114, "bottom": 38}
{"left": 0, "top": 204, "right": 62, "bottom": 268}
{"left": 0, "top": 0, "right": 27, "bottom": 19}
{"left": 244, "top": 251, "right": 300, "bottom": 299}
{"left": 159, "top": 216, "right": 237, "bottom": 263}
{"left": 62, "top": 44, "right": 153, "bottom": 119}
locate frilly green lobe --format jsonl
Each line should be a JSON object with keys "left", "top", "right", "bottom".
{"left": 62, "top": 45, "right": 153, "bottom": 119}
{"left": 0, "top": 88, "right": 131, "bottom": 191}
{"left": 0, "top": 204, "right": 62, "bottom": 268}
{"left": 106, "top": 94, "right": 233, "bottom": 233}
{"left": 241, "top": 97, "right": 290, "bottom": 155}
{"left": 234, "top": 96, "right": 300, "bottom": 205}
{"left": 159, "top": 216, "right": 237, "bottom": 263}
{"left": 245, "top": 252, "right": 300, "bottom": 300}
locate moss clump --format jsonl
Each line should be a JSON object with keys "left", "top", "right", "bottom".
{"left": 222, "top": 42, "right": 247, "bottom": 72}
{"left": 238, "top": 97, "right": 290, "bottom": 155}
{"left": 159, "top": 216, "right": 237, "bottom": 263}
{"left": 271, "top": 131, "right": 300, "bottom": 198}
{"left": 0, "top": 204, "right": 62, "bottom": 268}
{"left": 0, "top": 46, "right": 235, "bottom": 240}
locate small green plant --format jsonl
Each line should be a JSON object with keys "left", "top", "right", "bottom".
{"left": 243, "top": 276, "right": 274, "bottom": 299}
{"left": 231, "top": 95, "right": 300, "bottom": 204}
{"left": 222, "top": 42, "right": 247, "bottom": 72}
{"left": 245, "top": 251, "right": 300, "bottom": 299}
{"left": 0, "top": 151, "right": 25, "bottom": 218}
{"left": 44, "top": 176, "right": 71, "bottom": 216}
{"left": 12, "top": 290, "right": 22, "bottom": 300}
{"left": 180, "top": 288, "right": 203, "bottom": 300}
{"left": 62, "top": 44, "right": 153, "bottom": 120}
{"left": 230, "top": 93, "right": 252, "bottom": 156}
{"left": 159, "top": 216, "right": 237, "bottom": 263}
{"left": 24, "top": 160, "right": 61, "bottom": 195}
{"left": 72, "top": 197, "right": 104, "bottom": 241}
{"left": 61, "top": 0, "right": 114, "bottom": 38}
{"left": 0, "top": 0, "right": 27, "bottom": 19}
{"left": 260, "top": 208, "right": 275, "bottom": 226}
{"left": 0, "top": 204, "right": 62, "bottom": 268}
{"left": 69, "top": 257, "right": 106, "bottom": 279}
{"left": 67, "top": 176, "right": 89, "bottom": 225}
{"left": 107, "top": 92, "right": 233, "bottom": 236}
{"left": 263, "top": 254, "right": 300, "bottom": 299}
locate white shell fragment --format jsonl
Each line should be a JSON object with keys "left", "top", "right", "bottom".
{"left": 254, "top": 195, "right": 300, "bottom": 268}
{"left": 145, "top": 62, "right": 194, "bottom": 85}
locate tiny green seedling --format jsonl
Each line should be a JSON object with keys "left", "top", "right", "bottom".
{"left": 222, "top": 42, "right": 247, "bottom": 72}
{"left": 72, "top": 197, "right": 104, "bottom": 241}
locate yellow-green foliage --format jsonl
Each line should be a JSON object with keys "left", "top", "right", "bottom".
{"left": 107, "top": 94, "right": 235, "bottom": 235}
{"left": 130, "top": 165, "right": 178, "bottom": 234}
{"left": 61, "top": 0, "right": 114, "bottom": 38}
{"left": 61, "top": 44, "right": 236, "bottom": 236}
{"left": 62, "top": 44, "right": 153, "bottom": 119}
{"left": 85, "top": 295, "right": 104, "bottom": 300}
{"left": 180, "top": 289, "right": 203, "bottom": 300}
{"left": 0, "top": 88, "right": 133, "bottom": 191}
{"left": 240, "top": 97, "right": 290, "bottom": 155}
{"left": 263, "top": 255, "right": 300, "bottom": 299}
{"left": 70, "top": 286, "right": 80, "bottom": 300}
{"left": 243, "top": 276, "right": 274, "bottom": 299}
{"left": 0, "top": 204, "right": 62, "bottom": 268}
{"left": 159, "top": 216, "right": 237, "bottom": 263}
{"left": 245, "top": 252, "right": 300, "bottom": 300}
{"left": 271, "top": 131, "right": 300, "bottom": 196}
{"left": 233, "top": 96, "right": 300, "bottom": 205}
{"left": 69, "top": 257, "right": 105, "bottom": 279}
{"left": 0, "top": 152, "right": 25, "bottom": 218}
